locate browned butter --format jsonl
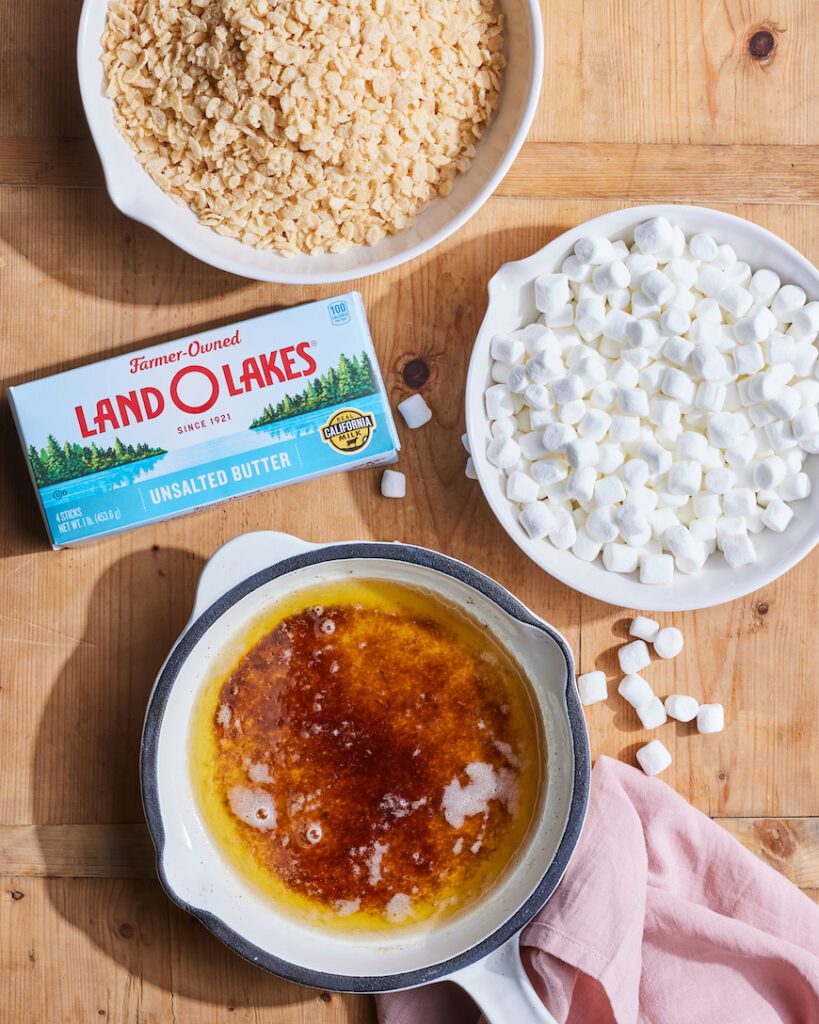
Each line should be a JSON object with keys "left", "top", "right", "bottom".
{"left": 189, "top": 579, "right": 542, "bottom": 931}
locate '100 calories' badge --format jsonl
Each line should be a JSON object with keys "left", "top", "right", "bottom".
{"left": 320, "top": 408, "right": 376, "bottom": 454}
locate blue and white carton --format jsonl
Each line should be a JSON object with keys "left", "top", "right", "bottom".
{"left": 9, "top": 293, "right": 400, "bottom": 548}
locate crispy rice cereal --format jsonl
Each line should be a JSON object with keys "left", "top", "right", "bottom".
{"left": 102, "top": 0, "right": 505, "bottom": 256}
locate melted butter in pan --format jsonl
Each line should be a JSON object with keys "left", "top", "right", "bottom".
{"left": 190, "top": 579, "right": 542, "bottom": 931}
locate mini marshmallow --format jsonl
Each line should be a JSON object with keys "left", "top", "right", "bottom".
{"left": 565, "top": 437, "right": 600, "bottom": 469}
{"left": 660, "top": 309, "right": 692, "bottom": 339}
{"left": 636, "top": 739, "right": 672, "bottom": 776}
{"left": 592, "top": 260, "right": 630, "bottom": 294}
{"left": 780, "top": 472, "right": 811, "bottom": 501}
{"left": 618, "top": 672, "right": 654, "bottom": 709}
{"left": 689, "top": 233, "right": 719, "bottom": 262}
{"left": 491, "top": 333, "right": 525, "bottom": 364}
{"left": 572, "top": 528, "right": 603, "bottom": 562}
{"left": 486, "top": 384, "right": 516, "bottom": 420}
{"left": 667, "top": 460, "right": 702, "bottom": 496}
{"left": 722, "top": 488, "right": 756, "bottom": 518}
{"left": 381, "top": 469, "right": 406, "bottom": 498}
{"left": 626, "top": 251, "right": 658, "bottom": 286}
{"left": 487, "top": 435, "right": 521, "bottom": 469}
{"left": 661, "top": 367, "right": 697, "bottom": 406}
{"left": 575, "top": 236, "right": 616, "bottom": 265}
{"left": 566, "top": 466, "right": 597, "bottom": 503}
{"left": 506, "top": 471, "right": 540, "bottom": 504}
{"left": 634, "top": 216, "right": 674, "bottom": 255}
{"left": 653, "top": 626, "right": 683, "bottom": 659}
{"left": 616, "top": 503, "right": 651, "bottom": 545}
{"left": 578, "top": 408, "right": 611, "bottom": 442}
{"left": 695, "top": 381, "right": 727, "bottom": 414}
{"left": 519, "top": 501, "right": 556, "bottom": 540}
{"left": 771, "top": 284, "right": 806, "bottom": 322}
{"left": 691, "top": 343, "right": 729, "bottom": 382}
{"left": 575, "top": 298, "right": 606, "bottom": 340}
{"left": 524, "top": 383, "right": 553, "bottom": 411}
{"left": 630, "top": 615, "right": 660, "bottom": 641}
{"left": 609, "top": 359, "right": 640, "bottom": 388}
{"left": 637, "top": 696, "right": 668, "bottom": 730}
{"left": 769, "top": 386, "right": 801, "bottom": 421}
{"left": 726, "top": 434, "right": 757, "bottom": 468}
{"left": 632, "top": 293, "right": 661, "bottom": 319}
{"left": 640, "top": 552, "right": 674, "bottom": 585}
{"left": 603, "top": 542, "right": 640, "bottom": 573}
{"left": 749, "top": 268, "right": 781, "bottom": 306}
{"left": 398, "top": 393, "right": 433, "bottom": 429}
{"left": 650, "top": 397, "right": 681, "bottom": 429}
{"left": 526, "top": 350, "right": 563, "bottom": 384}
{"left": 705, "top": 466, "right": 735, "bottom": 493}
{"left": 697, "top": 265, "right": 726, "bottom": 298}
{"left": 754, "top": 455, "right": 787, "bottom": 490}
{"left": 791, "top": 301, "right": 819, "bottom": 342}
{"left": 707, "top": 412, "right": 741, "bottom": 449}
{"left": 597, "top": 446, "right": 622, "bottom": 477}
{"left": 760, "top": 497, "right": 794, "bottom": 533}
{"left": 506, "top": 365, "right": 529, "bottom": 394}
{"left": 697, "top": 703, "right": 725, "bottom": 735}
{"left": 621, "top": 458, "right": 650, "bottom": 490}
{"left": 665, "top": 694, "right": 698, "bottom": 722}
{"left": 491, "top": 416, "right": 516, "bottom": 439}
{"left": 625, "top": 318, "right": 659, "bottom": 349}
{"left": 552, "top": 374, "right": 585, "bottom": 405}
{"left": 542, "top": 422, "right": 576, "bottom": 452}
{"left": 618, "top": 639, "right": 652, "bottom": 675}
{"left": 586, "top": 506, "right": 619, "bottom": 543}
{"left": 792, "top": 406, "right": 819, "bottom": 441}
{"left": 733, "top": 343, "right": 765, "bottom": 377}
{"left": 717, "top": 282, "right": 753, "bottom": 319}
{"left": 465, "top": 457, "right": 478, "bottom": 480}
{"left": 664, "top": 335, "right": 694, "bottom": 367}
{"left": 610, "top": 414, "right": 641, "bottom": 443}
{"left": 619, "top": 386, "right": 650, "bottom": 417}
{"left": 577, "top": 670, "right": 608, "bottom": 706}
{"left": 638, "top": 439, "right": 672, "bottom": 475}
{"left": 594, "top": 475, "right": 627, "bottom": 505}
{"left": 530, "top": 458, "right": 568, "bottom": 487}
{"left": 642, "top": 269, "right": 676, "bottom": 307}
{"left": 722, "top": 532, "right": 757, "bottom": 567}
{"left": 562, "top": 254, "right": 593, "bottom": 282}
{"left": 734, "top": 306, "right": 776, "bottom": 344}
{"left": 765, "top": 334, "right": 796, "bottom": 366}
{"left": 535, "top": 273, "right": 571, "bottom": 315}
{"left": 547, "top": 511, "right": 575, "bottom": 552}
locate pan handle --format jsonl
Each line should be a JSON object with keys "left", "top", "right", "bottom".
{"left": 450, "top": 933, "right": 558, "bottom": 1024}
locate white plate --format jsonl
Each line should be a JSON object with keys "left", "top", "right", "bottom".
{"left": 466, "top": 204, "right": 819, "bottom": 611}
{"left": 77, "top": 0, "right": 543, "bottom": 285}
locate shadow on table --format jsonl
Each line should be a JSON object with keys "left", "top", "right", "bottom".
{"left": 31, "top": 545, "right": 360, "bottom": 1017}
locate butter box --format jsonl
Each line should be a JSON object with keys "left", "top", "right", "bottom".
{"left": 9, "top": 293, "right": 399, "bottom": 548}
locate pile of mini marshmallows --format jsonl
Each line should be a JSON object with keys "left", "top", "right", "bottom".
{"left": 482, "top": 216, "right": 819, "bottom": 583}
{"left": 578, "top": 616, "right": 723, "bottom": 776}
{"left": 381, "top": 394, "right": 433, "bottom": 497}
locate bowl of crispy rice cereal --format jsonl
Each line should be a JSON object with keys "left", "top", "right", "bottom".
{"left": 78, "top": 0, "right": 543, "bottom": 284}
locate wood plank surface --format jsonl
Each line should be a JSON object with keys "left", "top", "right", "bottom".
{"left": 1, "top": 0, "right": 818, "bottom": 1022}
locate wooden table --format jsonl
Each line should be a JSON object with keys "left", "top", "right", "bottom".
{"left": 1, "top": 1, "right": 818, "bottom": 1021}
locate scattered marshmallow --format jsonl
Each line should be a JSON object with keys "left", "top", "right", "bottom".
{"left": 577, "top": 671, "right": 608, "bottom": 706}
{"left": 381, "top": 469, "right": 406, "bottom": 498}
{"left": 697, "top": 703, "right": 725, "bottom": 734}
{"left": 664, "top": 694, "right": 699, "bottom": 722}
{"left": 618, "top": 672, "right": 654, "bottom": 709}
{"left": 630, "top": 615, "right": 660, "bottom": 642}
{"left": 653, "top": 626, "right": 683, "bottom": 659}
{"left": 637, "top": 695, "right": 668, "bottom": 730}
{"left": 397, "top": 393, "right": 432, "bottom": 429}
{"left": 618, "top": 639, "right": 651, "bottom": 675}
{"left": 636, "top": 739, "right": 673, "bottom": 776}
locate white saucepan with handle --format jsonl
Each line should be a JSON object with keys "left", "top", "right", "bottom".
{"left": 141, "top": 531, "right": 590, "bottom": 1021}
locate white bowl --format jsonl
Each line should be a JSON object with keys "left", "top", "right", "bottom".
{"left": 77, "top": 0, "right": 543, "bottom": 285}
{"left": 466, "top": 204, "right": 819, "bottom": 612}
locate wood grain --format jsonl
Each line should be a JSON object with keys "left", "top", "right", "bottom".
{"left": 1, "top": 0, "right": 818, "bottom": 1022}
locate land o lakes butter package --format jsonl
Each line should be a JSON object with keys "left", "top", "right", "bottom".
{"left": 9, "top": 293, "right": 399, "bottom": 548}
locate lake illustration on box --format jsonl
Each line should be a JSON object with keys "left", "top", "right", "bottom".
{"left": 38, "top": 392, "right": 386, "bottom": 509}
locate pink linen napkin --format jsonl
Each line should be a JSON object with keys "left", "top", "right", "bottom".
{"left": 377, "top": 756, "right": 819, "bottom": 1024}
